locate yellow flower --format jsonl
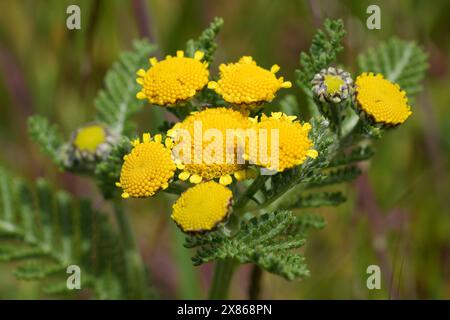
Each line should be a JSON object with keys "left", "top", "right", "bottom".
{"left": 168, "top": 108, "right": 251, "bottom": 185}
{"left": 136, "top": 50, "right": 209, "bottom": 106}
{"left": 246, "top": 112, "right": 318, "bottom": 172}
{"left": 117, "top": 133, "right": 176, "bottom": 198}
{"left": 208, "top": 56, "right": 291, "bottom": 108}
{"left": 171, "top": 181, "right": 232, "bottom": 232}
{"left": 355, "top": 72, "right": 412, "bottom": 126}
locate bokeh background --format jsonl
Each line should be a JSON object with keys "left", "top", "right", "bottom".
{"left": 0, "top": 0, "right": 449, "bottom": 299}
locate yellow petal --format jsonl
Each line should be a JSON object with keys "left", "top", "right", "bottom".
{"left": 165, "top": 137, "right": 173, "bottom": 149}
{"left": 136, "top": 78, "right": 144, "bottom": 85}
{"left": 234, "top": 170, "right": 246, "bottom": 181}
{"left": 121, "top": 192, "right": 130, "bottom": 199}
{"left": 270, "top": 64, "right": 280, "bottom": 73}
{"left": 142, "top": 133, "right": 151, "bottom": 143}
{"left": 176, "top": 50, "right": 184, "bottom": 58}
{"left": 208, "top": 81, "right": 218, "bottom": 89}
{"left": 306, "top": 149, "right": 319, "bottom": 159}
{"left": 136, "top": 92, "right": 146, "bottom": 100}
{"left": 178, "top": 171, "right": 190, "bottom": 181}
{"left": 154, "top": 134, "right": 162, "bottom": 143}
{"left": 176, "top": 163, "right": 185, "bottom": 170}
{"left": 136, "top": 69, "right": 146, "bottom": 77}
{"left": 115, "top": 182, "right": 122, "bottom": 187}
{"left": 271, "top": 112, "right": 283, "bottom": 119}
{"left": 194, "top": 50, "right": 205, "bottom": 60}
{"left": 281, "top": 81, "right": 292, "bottom": 88}
{"left": 219, "top": 175, "right": 233, "bottom": 185}
{"left": 189, "top": 174, "right": 202, "bottom": 184}
{"left": 149, "top": 57, "right": 158, "bottom": 66}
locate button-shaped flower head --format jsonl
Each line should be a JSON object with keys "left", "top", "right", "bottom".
{"left": 311, "top": 67, "right": 354, "bottom": 103}
{"left": 246, "top": 112, "right": 318, "bottom": 172}
{"left": 355, "top": 72, "right": 412, "bottom": 126}
{"left": 64, "top": 123, "right": 117, "bottom": 171}
{"left": 136, "top": 50, "right": 209, "bottom": 106}
{"left": 208, "top": 56, "right": 291, "bottom": 109}
{"left": 171, "top": 181, "right": 232, "bottom": 233}
{"left": 168, "top": 107, "right": 251, "bottom": 185}
{"left": 117, "top": 133, "right": 176, "bottom": 198}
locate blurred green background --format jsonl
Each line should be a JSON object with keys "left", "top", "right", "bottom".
{"left": 0, "top": 0, "right": 449, "bottom": 299}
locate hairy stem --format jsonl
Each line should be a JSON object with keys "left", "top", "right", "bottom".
{"left": 113, "top": 201, "right": 149, "bottom": 299}
{"left": 209, "top": 259, "right": 235, "bottom": 300}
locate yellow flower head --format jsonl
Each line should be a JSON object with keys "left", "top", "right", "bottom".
{"left": 171, "top": 181, "right": 232, "bottom": 232}
{"left": 136, "top": 50, "right": 209, "bottom": 106}
{"left": 246, "top": 112, "right": 318, "bottom": 172}
{"left": 117, "top": 133, "right": 176, "bottom": 198}
{"left": 208, "top": 56, "right": 291, "bottom": 108}
{"left": 355, "top": 72, "right": 412, "bottom": 126}
{"left": 168, "top": 107, "right": 251, "bottom": 185}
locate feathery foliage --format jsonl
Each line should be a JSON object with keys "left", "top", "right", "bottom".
{"left": 296, "top": 19, "right": 346, "bottom": 89}
{"left": 0, "top": 167, "right": 144, "bottom": 299}
{"left": 27, "top": 115, "right": 64, "bottom": 167}
{"left": 186, "top": 17, "right": 224, "bottom": 63}
{"left": 94, "top": 138, "right": 131, "bottom": 199}
{"left": 185, "top": 211, "right": 324, "bottom": 280}
{"left": 357, "top": 38, "right": 428, "bottom": 97}
{"left": 94, "top": 39, "right": 157, "bottom": 136}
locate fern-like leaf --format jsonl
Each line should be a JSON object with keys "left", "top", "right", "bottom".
{"left": 296, "top": 19, "right": 346, "bottom": 88}
{"left": 186, "top": 17, "right": 224, "bottom": 63}
{"left": 0, "top": 167, "right": 135, "bottom": 299}
{"left": 185, "top": 211, "right": 323, "bottom": 280}
{"left": 280, "top": 191, "right": 347, "bottom": 210}
{"left": 305, "top": 166, "right": 361, "bottom": 189}
{"left": 94, "top": 137, "right": 131, "bottom": 199}
{"left": 357, "top": 38, "right": 428, "bottom": 97}
{"left": 94, "top": 39, "right": 157, "bottom": 136}
{"left": 27, "top": 115, "right": 64, "bottom": 167}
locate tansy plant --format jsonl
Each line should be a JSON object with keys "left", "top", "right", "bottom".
{"left": 0, "top": 18, "right": 427, "bottom": 299}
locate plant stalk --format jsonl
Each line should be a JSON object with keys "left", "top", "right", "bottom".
{"left": 209, "top": 259, "right": 235, "bottom": 300}
{"left": 113, "top": 201, "right": 149, "bottom": 299}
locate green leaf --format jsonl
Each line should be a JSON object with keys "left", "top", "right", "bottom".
{"left": 329, "top": 146, "right": 375, "bottom": 167}
{"left": 94, "top": 39, "right": 157, "bottom": 136}
{"left": 0, "top": 167, "right": 134, "bottom": 298}
{"left": 186, "top": 211, "right": 319, "bottom": 280}
{"left": 357, "top": 38, "right": 428, "bottom": 97}
{"left": 94, "top": 137, "right": 131, "bottom": 199}
{"left": 27, "top": 115, "right": 64, "bottom": 167}
{"left": 296, "top": 19, "right": 346, "bottom": 88}
{"left": 186, "top": 17, "right": 224, "bottom": 63}
{"left": 280, "top": 191, "right": 347, "bottom": 210}
{"left": 305, "top": 166, "right": 361, "bottom": 189}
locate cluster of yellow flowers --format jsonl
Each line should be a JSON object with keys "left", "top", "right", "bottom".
{"left": 115, "top": 49, "right": 412, "bottom": 233}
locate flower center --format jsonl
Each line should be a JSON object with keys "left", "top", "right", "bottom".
{"left": 324, "top": 75, "right": 344, "bottom": 94}
{"left": 74, "top": 125, "right": 106, "bottom": 152}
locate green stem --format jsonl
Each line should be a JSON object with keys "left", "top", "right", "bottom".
{"left": 113, "top": 201, "right": 149, "bottom": 299}
{"left": 209, "top": 259, "right": 235, "bottom": 300}
{"left": 208, "top": 175, "right": 268, "bottom": 300}
{"left": 248, "top": 264, "right": 263, "bottom": 300}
